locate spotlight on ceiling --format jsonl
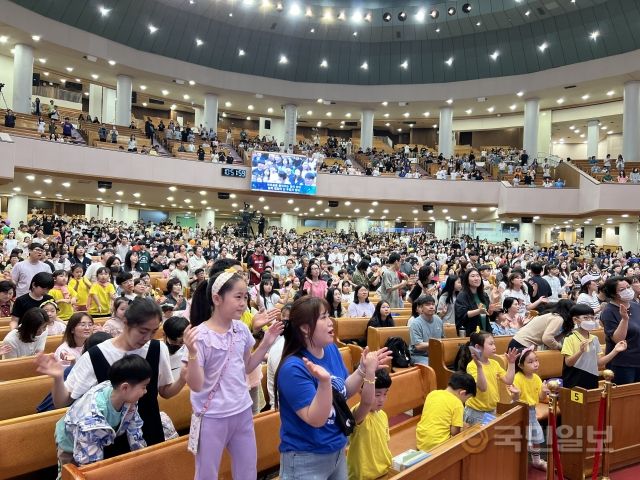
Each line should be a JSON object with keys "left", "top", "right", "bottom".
{"left": 447, "top": 7, "right": 456, "bottom": 16}
{"left": 398, "top": 11, "right": 407, "bottom": 22}
{"left": 429, "top": 9, "right": 439, "bottom": 19}
{"left": 462, "top": 3, "right": 472, "bottom": 14}
{"left": 382, "top": 12, "right": 391, "bottom": 22}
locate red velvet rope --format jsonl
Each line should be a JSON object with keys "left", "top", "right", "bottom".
{"left": 549, "top": 408, "right": 565, "bottom": 480}
{"left": 591, "top": 394, "right": 607, "bottom": 480}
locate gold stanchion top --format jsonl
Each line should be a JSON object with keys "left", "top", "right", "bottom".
{"left": 602, "top": 369, "right": 615, "bottom": 381}
{"left": 547, "top": 379, "right": 561, "bottom": 393}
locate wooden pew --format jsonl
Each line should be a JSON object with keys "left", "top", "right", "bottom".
{"left": 388, "top": 405, "right": 528, "bottom": 479}
{"left": 0, "top": 316, "right": 12, "bottom": 327}
{"left": 559, "top": 382, "right": 640, "bottom": 480}
{"left": 0, "top": 325, "right": 9, "bottom": 341}
{"left": 367, "top": 326, "right": 411, "bottom": 352}
{"left": 61, "top": 367, "right": 436, "bottom": 480}
{"left": 430, "top": 336, "right": 514, "bottom": 389}
{"left": 0, "top": 375, "right": 53, "bottom": 420}
{"left": 0, "top": 355, "right": 40, "bottom": 381}
{"left": 334, "top": 316, "right": 410, "bottom": 344}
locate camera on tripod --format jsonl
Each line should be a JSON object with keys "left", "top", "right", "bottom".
{"left": 0, "top": 83, "right": 5, "bottom": 91}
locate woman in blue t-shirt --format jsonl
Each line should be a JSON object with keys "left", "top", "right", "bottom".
{"left": 274, "top": 296, "right": 390, "bottom": 479}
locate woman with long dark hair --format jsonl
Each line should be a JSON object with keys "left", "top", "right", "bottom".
{"left": 508, "top": 299, "right": 576, "bottom": 350}
{"left": 437, "top": 274, "right": 461, "bottom": 324}
{"left": 326, "top": 287, "right": 344, "bottom": 318}
{"left": 367, "top": 301, "right": 395, "bottom": 329}
{"left": 274, "top": 296, "right": 390, "bottom": 478}
{"left": 455, "top": 268, "right": 500, "bottom": 336}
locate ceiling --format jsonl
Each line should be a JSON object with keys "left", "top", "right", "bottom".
{"left": 1, "top": 170, "right": 635, "bottom": 228}
{"left": 552, "top": 113, "right": 621, "bottom": 143}
{"left": 9, "top": 0, "right": 634, "bottom": 85}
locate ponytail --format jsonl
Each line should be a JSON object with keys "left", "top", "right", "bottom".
{"left": 454, "top": 330, "right": 493, "bottom": 371}
{"left": 189, "top": 270, "right": 244, "bottom": 327}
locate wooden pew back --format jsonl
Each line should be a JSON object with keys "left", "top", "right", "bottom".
{"left": 0, "top": 375, "right": 52, "bottom": 420}
{"left": 367, "top": 326, "right": 410, "bottom": 352}
{"left": 334, "top": 317, "right": 410, "bottom": 344}
{"left": 0, "top": 355, "right": 40, "bottom": 381}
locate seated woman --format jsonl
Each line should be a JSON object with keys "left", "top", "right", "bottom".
{"left": 367, "top": 301, "right": 395, "bottom": 329}
{"left": 326, "top": 287, "right": 344, "bottom": 318}
{"left": 163, "top": 278, "right": 187, "bottom": 310}
{"left": 347, "top": 284, "right": 375, "bottom": 318}
{"left": 2, "top": 307, "right": 48, "bottom": 359}
{"left": 55, "top": 313, "right": 95, "bottom": 366}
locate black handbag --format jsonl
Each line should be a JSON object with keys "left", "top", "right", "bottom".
{"left": 332, "top": 386, "right": 356, "bottom": 436}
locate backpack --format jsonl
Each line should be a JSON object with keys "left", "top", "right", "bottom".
{"left": 384, "top": 336, "right": 411, "bottom": 369}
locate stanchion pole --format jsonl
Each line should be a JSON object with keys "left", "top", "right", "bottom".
{"left": 547, "top": 379, "right": 561, "bottom": 480}
{"left": 601, "top": 370, "right": 615, "bottom": 480}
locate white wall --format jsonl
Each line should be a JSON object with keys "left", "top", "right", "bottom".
{"left": 259, "top": 117, "right": 285, "bottom": 144}
{"left": 0, "top": 54, "right": 14, "bottom": 110}
{"left": 551, "top": 143, "right": 587, "bottom": 159}
{"left": 30, "top": 94, "right": 82, "bottom": 114}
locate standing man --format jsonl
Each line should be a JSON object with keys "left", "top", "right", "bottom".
{"left": 10, "top": 242, "right": 52, "bottom": 297}
{"left": 247, "top": 243, "right": 269, "bottom": 286}
{"left": 380, "top": 252, "right": 407, "bottom": 308}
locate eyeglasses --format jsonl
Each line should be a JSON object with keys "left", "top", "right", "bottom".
{"left": 78, "top": 323, "right": 94, "bottom": 328}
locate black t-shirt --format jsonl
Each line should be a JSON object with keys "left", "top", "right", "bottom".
{"left": 528, "top": 275, "right": 552, "bottom": 302}
{"left": 11, "top": 293, "right": 54, "bottom": 321}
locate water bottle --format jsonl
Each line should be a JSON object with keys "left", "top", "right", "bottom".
{"left": 459, "top": 328, "right": 466, "bottom": 337}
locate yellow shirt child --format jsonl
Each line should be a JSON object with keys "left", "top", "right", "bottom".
{"left": 88, "top": 282, "right": 116, "bottom": 316}
{"left": 347, "top": 405, "right": 392, "bottom": 480}
{"left": 416, "top": 389, "right": 464, "bottom": 452}
{"left": 49, "top": 285, "right": 77, "bottom": 321}
{"left": 466, "top": 359, "right": 506, "bottom": 412}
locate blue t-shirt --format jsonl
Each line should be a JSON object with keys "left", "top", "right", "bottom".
{"left": 277, "top": 343, "right": 349, "bottom": 453}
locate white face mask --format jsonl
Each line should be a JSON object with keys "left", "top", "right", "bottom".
{"left": 580, "top": 320, "right": 598, "bottom": 331}
{"left": 620, "top": 288, "right": 635, "bottom": 302}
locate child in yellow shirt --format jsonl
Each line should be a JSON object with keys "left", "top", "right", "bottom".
{"left": 416, "top": 372, "right": 476, "bottom": 452}
{"left": 511, "top": 348, "right": 550, "bottom": 471}
{"left": 49, "top": 270, "right": 77, "bottom": 321}
{"left": 69, "top": 264, "right": 91, "bottom": 311}
{"left": 347, "top": 367, "right": 393, "bottom": 480}
{"left": 87, "top": 267, "right": 116, "bottom": 318}
{"left": 456, "top": 331, "right": 519, "bottom": 425}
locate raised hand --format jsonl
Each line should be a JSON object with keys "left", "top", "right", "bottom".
{"left": 620, "top": 303, "right": 629, "bottom": 322}
{"left": 614, "top": 340, "right": 628, "bottom": 353}
{"left": 374, "top": 347, "right": 392, "bottom": 369}
{"left": 34, "top": 352, "right": 65, "bottom": 379}
{"left": 302, "top": 357, "right": 331, "bottom": 383}
{"left": 263, "top": 320, "right": 284, "bottom": 346}
{"left": 506, "top": 347, "right": 520, "bottom": 364}
{"left": 182, "top": 325, "right": 199, "bottom": 357}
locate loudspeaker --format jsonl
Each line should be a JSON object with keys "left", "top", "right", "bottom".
{"left": 131, "top": 91, "right": 137, "bottom": 104}
{"left": 97, "top": 181, "right": 112, "bottom": 189}
{"left": 218, "top": 192, "right": 230, "bottom": 200}
{"left": 264, "top": 120, "right": 271, "bottom": 129}
{"left": 521, "top": 217, "right": 533, "bottom": 223}
{"left": 595, "top": 227, "right": 603, "bottom": 239}
{"left": 328, "top": 201, "right": 339, "bottom": 208}
{"left": 422, "top": 204, "right": 433, "bottom": 211}
{"left": 32, "top": 73, "right": 40, "bottom": 86}
{"left": 615, "top": 227, "right": 620, "bottom": 235}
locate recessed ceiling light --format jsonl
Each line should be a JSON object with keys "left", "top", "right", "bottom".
{"left": 238, "top": 49, "right": 245, "bottom": 56}
{"left": 0, "top": 36, "right": 8, "bottom": 44}
{"left": 490, "top": 50, "right": 499, "bottom": 61}
{"left": 345, "top": 112, "right": 352, "bottom": 118}
{"left": 279, "top": 54, "right": 288, "bottom": 64}
{"left": 148, "top": 24, "right": 158, "bottom": 34}
{"left": 606, "top": 90, "right": 615, "bottom": 96}
{"left": 34, "top": 190, "right": 42, "bottom": 195}
{"left": 99, "top": 6, "right": 111, "bottom": 16}
{"left": 400, "top": 60, "right": 408, "bottom": 69}
{"left": 320, "top": 59, "right": 328, "bottom": 68}
{"left": 381, "top": 101, "right": 388, "bottom": 106}
{"left": 445, "top": 57, "right": 454, "bottom": 66}
{"left": 435, "top": 27, "right": 441, "bottom": 33}
{"left": 432, "top": 124, "right": 438, "bottom": 128}
{"left": 31, "top": 35, "right": 41, "bottom": 42}
{"left": 267, "top": 107, "right": 274, "bottom": 113}
{"left": 38, "top": 57, "right": 46, "bottom": 64}
{"left": 352, "top": 31, "right": 358, "bottom": 37}
{"left": 306, "top": 110, "right": 313, "bottom": 115}
{"left": 97, "top": 187, "right": 106, "bottom": 193}
{"left": 161, "top": 89, "right": 169, "bottom": 96}
{"left": 525, "top": 10, "right": 531, "bottom": 16}
{"left": 360, "top": 61, "right": 368, "bottom": 70}
{"left": 590, "top": 30, "right": 600, "bottom": 41}
{"left": 316, "top": 121, "right": 322, "bottom": 127}
{"left": 538, "top": 42, "right": 549, "bottom": 52}
{"left": 65, "top": 67, "right": 74, "bottom": 72}
{"left": 403, "top": 112, "right": 410, "bottom": 118}
{"left": 108, "top": 60, "right": 116, "bottom": 66}
{"left": 188, "top": 80, "right": 196, "bottom": 86}
{"left": 465, "top": 109, "right": 473, "bottom": 114}
{"left": 183, "top": 94, "right": 190, "bottom": 100}
{"left": 423, "top": 111, "right": 430, "bottom": 117}
{"left": 326, "top": 112, "right": 332, "bottom": 117}
{"left": 139, "top": 85, "right": 147, "bottom": 90}
{"left": 509, "top": 104, "right": 517, "bottom": 110}
{"left": 582, "top": 94, "right": 590, "bottom": 100}
{"left": 195, "top": 38, "right": 204, "bottom": 46}
{"left": 133, "top": 192, "right": 141, "bottom": 198}
{"left": 556, "top": 97, "right": 565, "bottom": 104}
{"left": 487, "top": 106, "right": 495, "bottom": 113}
{"left": 446, "top": 98, "right": 453, "bottom": 104}
{"left": 12, "top": 187, "right": 21, "bottom": 192}
{"left": 517, "top": 91, "right": 524, "bottom": 97}
{"left": 442, "top": 209, "right": 448, "bottom": 213}
{"left": 310, "top": 28, "right": 315, "bottom": 33}
{"left": 91, "top": 74, "right": 99, "bottom": 80}
{"left": 43, "top": 178, "right": 52, "bottom": 184}
{"left": 26, "top": 174, "right": 35, "bottom": 181}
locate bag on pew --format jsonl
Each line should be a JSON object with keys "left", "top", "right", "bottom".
{"left": 385, "top": 337, "right": 411, "bottom": 369}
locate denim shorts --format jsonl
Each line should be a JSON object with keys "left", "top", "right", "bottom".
{"left": 463, "top": 406, "right": 496, "bottom": 426}
{"left": 528, "top": 406, "right": 545, "bottom": 445}
{"left": 280, "top": 449, "right": 347, "bottom": 480}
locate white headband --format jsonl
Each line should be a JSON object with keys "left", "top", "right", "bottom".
{"left": 211, "top": 270, "right": 236, "bottom": 295}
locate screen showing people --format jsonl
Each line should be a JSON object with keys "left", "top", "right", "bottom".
{"left": 250, "top": 151, "right": 317, "bottom": 195}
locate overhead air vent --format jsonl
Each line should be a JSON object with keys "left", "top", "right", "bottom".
{"left": 148, "top": 98, "right": 164, "bottom": 105}
{"left": 345, "top": 121, "right": 358, "bottom": 127}
{"left": 564, "top": 85, "right": 577, "bottom": 89}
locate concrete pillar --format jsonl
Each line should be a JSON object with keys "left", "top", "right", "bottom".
{"left": 280, "top": 213, "right": 298, "bottom": 231}
{"left": 103, "top": 88, "right": 116, "bottom": 125}
{"left": 434, "top": 220, "right": 449, "bottom": 240}
{"left": 194, "top": 107, "right": 203, "bottom": 130}
{"left": 355, "top": 218, "right": 369, "bottom": 235}
{"left": 12, "top": 44, "right": 34, "bottom": 114}
{"left": 85, "top": 204, "right": 99, "bottom": 220}
{"left": 203, "top": 93, "right": 218, "bottom": 133}
{"left": 583, "top": 225, "right": 597, "bottom": 245}
{"left": 619, "top": 223, "right": 639, "bottom": 253}
{"left": 623, "top": 81, "right": 640, "bottom": 162}
{"left": 587, "top": 120, "right": 600, "bottom": 160}
{"left": 438, "top": 107, "right": 453, "bottom": 158}
{"left": 537, "top": 110, "right": 552, "bottom": 156}
{"left": 336, "top": 220, "right": 350, "bottom": 233}
{"left": 523, "top": 98, "right": 540, "bottom": 162}
{"left": 283, "top": 104, "right": 297, "bottom": 149}
{"left": 115, "top": 75, "right": 133, "bottom": 127}
{"left": 360, "top": 110, "right": 374, "bottom": 150}
{"left": 198, "top": 209, "right": 215, "bottom": 228}
{"left": 112, "top": 203, "right": 130, "bottom": 223}
{"left": 519, "top": 222, "right": 535, "bottom": 245}
{"left": 7, "top": 194, "right": 28, "bottom": 225}
{"left": 89, "top": 84, "right": 104, "bottom": 122}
